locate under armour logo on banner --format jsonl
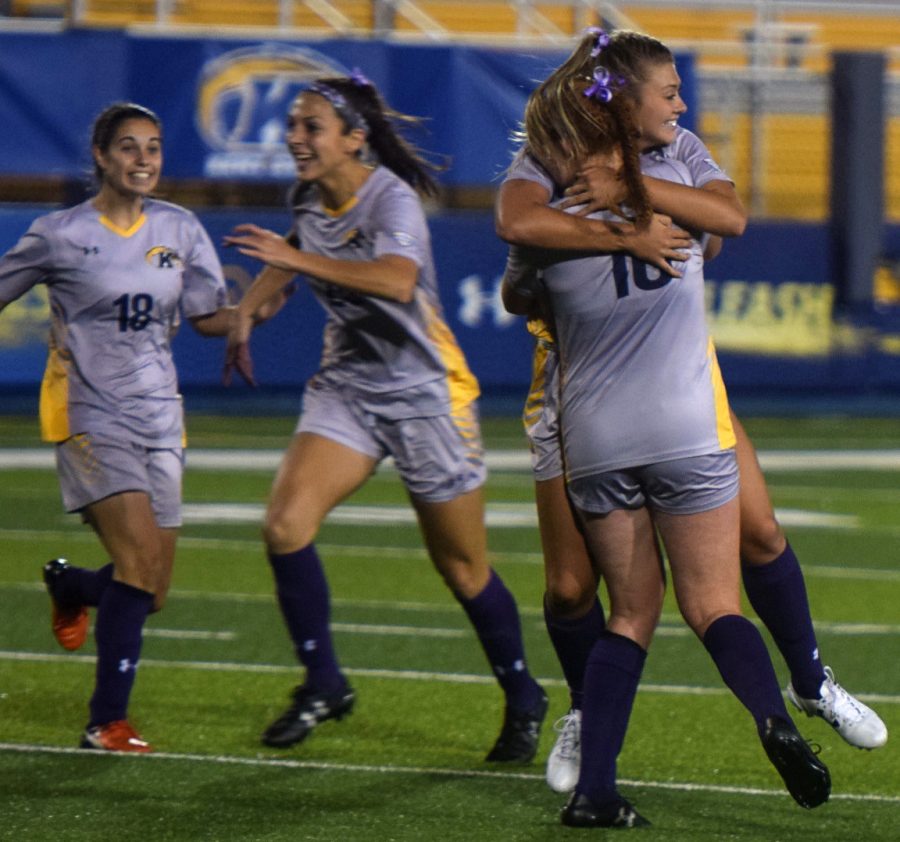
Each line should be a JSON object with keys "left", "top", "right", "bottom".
{"left": 458, "top": 275, "right": 518, "bottom": 328}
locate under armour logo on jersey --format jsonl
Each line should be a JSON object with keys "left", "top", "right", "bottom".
{"left": 458, "top": 274, "right": 517, "bottom": 328}
{"left": 118, "top": 658, "right": 136, "bottom": 674}
{"left": 145, "top": 246, "right": 183, "bottom": 269}
{"left": 391, "top": 231, "right": 415, "bottom": 247}
{"left": 303, "top": 639, "right": 318, "bottom": 652}
{"left": 81, "top": 245, "right": 99, "bottom": 255}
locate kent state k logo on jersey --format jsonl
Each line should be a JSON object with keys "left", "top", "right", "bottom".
{"left": 145, "top": 246, "right": 183, "bottom": 269}
{"left": 196, "top": 44, "right": 345, "bottom": 179}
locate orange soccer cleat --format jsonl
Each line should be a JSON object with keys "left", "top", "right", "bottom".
{"left": 42, "top": 558, "right": 90, "bottom": 651}
{"left": 80, "top": 720, "right": 152, "bottom": 753}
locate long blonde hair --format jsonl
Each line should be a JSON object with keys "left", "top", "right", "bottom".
{"left": 522, "top": 28, "right": 673, "bottom": 224}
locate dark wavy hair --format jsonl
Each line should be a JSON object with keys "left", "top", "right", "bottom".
{"left": 304, "top": 75, "right": 442, "bottom": 198}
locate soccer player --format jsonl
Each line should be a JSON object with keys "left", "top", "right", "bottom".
{"left": 501, "top": 40, "right": 831, "bottom": 827}
{"left": 0, "top": 102, "right": 277, "bottom": 751}
{"left": 496, "top": 29, "right": 887, "bottom": 797}
{"left": 222, "top": 72, "right": 547, "bottom": 761}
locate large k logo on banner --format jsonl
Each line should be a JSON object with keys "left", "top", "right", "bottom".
{"left": 196, "top": 44, "right": 345, "bottom": 179}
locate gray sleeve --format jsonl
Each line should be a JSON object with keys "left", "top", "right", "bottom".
{"left": 673, "top": 129, "right": 733, "bottom": 189}
{"left": 502, "top": 149, "right": 555, "bottom": 196}
{"left": 0, "top": 220, "right": 52, "bottom": 304}
{"left": 371, "top": 184, "right": 429, "bottom": 268}
{"left": 180, "top": 215, "right": 227, "bottom": 319}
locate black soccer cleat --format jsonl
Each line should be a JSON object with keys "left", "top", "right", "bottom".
{"left": 261, "top": 683, "right": 355, "bottom": 748}
{"left": 485, "top": 688, "right": 548, "bottom": 762}
{"left": 561, "top": 792, "right": 651, "bottom": 829}
{"left": 761, "top": 716, "right": 831, "bottom": 809}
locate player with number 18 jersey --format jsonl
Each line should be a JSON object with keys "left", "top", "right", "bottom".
{"left": 0, "top": 198, "right": 227, "bottom": 447}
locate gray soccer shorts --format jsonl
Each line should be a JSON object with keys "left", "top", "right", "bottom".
{"left": 55, "top": 433, "right": 184, "bottom": 527}
{"left": 567, "top": 450, "right": 739, "bottom": 516}
{"left": 523, "top": 341, "right": 564, "bottom": 482}
{"left": 297, "top": 383, "right": 486, "bottom": 502}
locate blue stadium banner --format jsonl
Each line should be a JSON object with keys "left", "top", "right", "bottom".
{"left": 2, "top": 205, "right": 898, "bottom": 395}
{"left": 0, "top": 30, "right": 694, "bottom": 186}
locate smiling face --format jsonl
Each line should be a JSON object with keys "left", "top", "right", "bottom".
{"left": 285, "top": 92, "right": 366, "bottom": 184}
{"left": 633, "top": 61, "right": 687, "bottom": 150}
{"left": 93, "top": 117, "right": 162, "bottom": 199}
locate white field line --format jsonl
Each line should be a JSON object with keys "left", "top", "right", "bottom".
{"left": 175, "top": 501, "right": 859, "bottom": 531}
{"left": 4, "top": 569, "right": 900, "bottom": 623}
{"left": 146, "top": 621, "right": 475, "bottom": 641}
{"left": 2, "top": 447, "right": 900, "bottom": 472}
{"left": 3, "top": 575, "right": 899, "bottom": 634}
{"left": 2, "top": 650, "right": 898, "bottom": 707}
{"left": 33, "top": 604, "right": 900, "bottom": 640}
{"left": 0, "top": 742, "right": 897, "bottom": 804}
{"left": 332, "top": 622, "right": 467, "bottom": 638}
{"left": 10, "top": 528, "right": 900, "bottom": 580}
{"left": 0, "top": 448, "right": 893, "bottom": 534}
{"left": 142, "top": 628, "right": 236, "bottom": 641}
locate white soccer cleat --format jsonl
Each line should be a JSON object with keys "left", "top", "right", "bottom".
{"left": 546, "top": 708, "right": 581, "bottom": 793}
{"left": 787, "top": 666, "right": 888, "bottom": 750}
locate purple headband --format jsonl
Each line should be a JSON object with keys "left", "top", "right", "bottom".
{"left": 307, "top": 72, "right": 370, "bottom": 133}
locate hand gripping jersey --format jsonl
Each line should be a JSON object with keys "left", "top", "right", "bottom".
{"left": 505, "top": 126, "right": 730, "bottom": 278}
{"left": 0, "top": 199, "right": 227, "bottom": 446}
{"left": 290, "top": 165, "right": 479, "bottom": 419}
{"left": 504, "top": 139, "right": 735, "bottom": 477}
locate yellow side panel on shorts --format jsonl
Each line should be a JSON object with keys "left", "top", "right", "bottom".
{"left": 39, "top": 347, "right": 70, "bottom": 442}
{"left": 526, "top": 316, "right": 554, "bottom": 343}
{"left": 708, "top": 338, "right": 736, "bottom": 450}
{"left": 522, "top": 340, "right": 549, "bottom": 429}
{"left": 450, "top": 399, "right": 485, "bottom": 460}
{"left": 422, "top": 299, "right": 481, "bottom": 414}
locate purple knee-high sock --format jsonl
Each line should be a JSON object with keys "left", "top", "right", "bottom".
{"left": 457, "top": 570, "right": 543, "bottom": 711}
{"left": 576, "top": 630, "right": 647, "bottom": 806}
{"left": 65, "top": 563, "right": 114, "bottom": 607}
{"left": 741, "top": 542, "right": 826, "bottom": 699}
{"left": 269, "top": 545, "right": 345, "bottom": 693}
{"left": 703, "top": 614, "right": 791, "bottom": 734}
{"left": 88, "top": 580, "right": 153, "bottom": 727}
{"left": 544, "top": 596, "right": 606, "bottom": 710}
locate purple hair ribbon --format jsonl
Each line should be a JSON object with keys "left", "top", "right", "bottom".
{"left": 586, "top": 26, "right": 610, "bottom": 57}
{"left": 584, "top": 67, "right": 615, "bottom": 103}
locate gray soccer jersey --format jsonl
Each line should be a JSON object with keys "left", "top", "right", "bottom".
{"left": 0, "top": 198, "right": 226, "bottom": 446}
{"left": 290, "top": 165, "right": 479, "bottom": 418}
{"left": 643, "top": 127, "right": 732, "bottom": 191}
{"left": 504, "top": 156, "right": 734, "bottom": 478}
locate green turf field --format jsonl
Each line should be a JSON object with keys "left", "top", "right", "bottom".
{"left": 1, "top": 413, "right": 897, "bottom": 841}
